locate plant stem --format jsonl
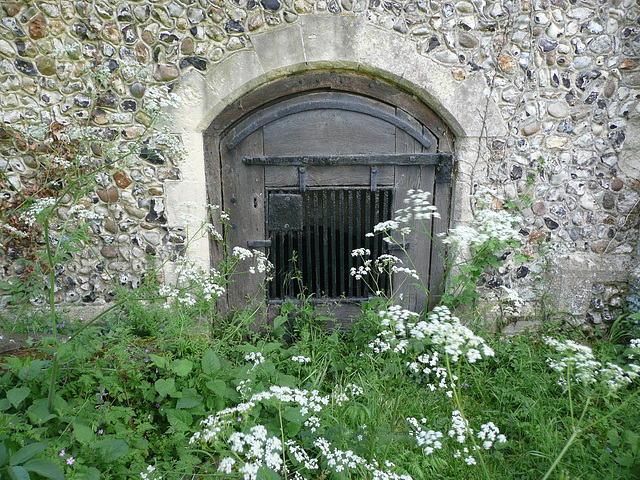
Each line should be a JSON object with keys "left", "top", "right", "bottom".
{"left": 445, "top": 355, "right": 492, "bottom": 480}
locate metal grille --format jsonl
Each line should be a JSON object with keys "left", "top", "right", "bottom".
{"left": 267, "top": 188, "right": 393, "bottom": 300}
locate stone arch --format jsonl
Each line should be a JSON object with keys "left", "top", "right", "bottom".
{"left": 164, "top": 14, "right": 506, "bottom": 275}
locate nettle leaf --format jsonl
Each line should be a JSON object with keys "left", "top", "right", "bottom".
{"left": 10, "top": 441, "right": 47, "bottom": 466}
{"left": 285, "top": 422, "right": 301, "bottom": 436}
{"left": 155, "top": 378, "right": 176, "bottom": 398}
{"left": 0, "top": 398, "right": 12, "bottom": 411}
{"left": 73, "top": 421, "right": 94, "bottom": 445}
{"left": 169, "top": 359, "right": 193, "bottom": 377}
{"left": 165, "top": 408, "right": 193, "bottom": 430}
{"left": 23, "top": 459, "right": 65, "bottom": 480}
{"left": 176, "top": 388, "right": 204, "bottom": 410}
{"left": 7, "top": 465, "right": 31, "bottom": 480}
{"left": 73, "top": 467, "right": 101, "bottom": 480}
{"left": 26, "top": 401, "right": 57, "bottom": 426}
{"left": 7, "top": 387, "right": 31, "bottom": 408}
{"left": 282, "top": 407, "right": 303, "bottom": 425}
{"left": 202, "top": 349, "right": 222, "bottom": 375}
{"left": 205, "top": 379, "right": 227, "bottom": 397}
{"left": 149, "top": 354, "right": 167, "bottom": 369}
{"left": 94, "top": 439, "right": 129, "bottom": 462}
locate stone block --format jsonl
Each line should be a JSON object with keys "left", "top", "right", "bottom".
{"left": 250, "top": 23, "right": 306, "bottom": 74}
{"left": 201, "top": 49, "right": 265, "bottom": 107}
{"left": 300, "top": 14, "right": 362, "bottom": 67}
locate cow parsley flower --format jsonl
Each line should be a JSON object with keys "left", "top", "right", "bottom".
{"left": 545, "top": 337, "right": 639, "bottom": 392}
{"left": 395, "top": 189, "right": 441, "bottom": 223}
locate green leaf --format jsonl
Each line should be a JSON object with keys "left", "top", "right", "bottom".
{"left": 257, "top": 467, "right": 281, "bottom": 480}
{"left": 26, "top": 402, "right": 57, "bottom": 426}
{"left": 7, "top": 387, "right": 31, "bottom": 409}
{"left": 155, "top": 378, "right": 176, "bottom": 398}
{"left": 73, "top": 422, "right": 94, "bottom": 445}
{"left": 205, "top": 379, "right": 226, "bottom": 396}
{"left": 7, "top": 465, "right": 31, "bottom": 480}
{"left": 165, "top": 409, "right": 193, "bottom": 430}
{"left": 94, "top": 439, "right": 129, "bottom": 462}
{"left": 23, "top": 459, "right": 64, "bottom": 480}
{"left": 10, "top": 442, "right": 47, "bottom": 466}
{"left": 202, "top": 349, "right": 221, "bottom": 375}
{"left": 149, "top": 354, "right": 167, "bottom": 369}
{"left": 73, "top": 467, "right": 101, "bottom": 480}
{"left": 176, "top": 388, "right": 204, "bottom": 410}
{"left": 282, "top": 407, "right": 303, "bottom": 425}
{"left": 284, "top": 421, "right": 301, "bottom": 436}
{"left": 0, "top": 441, "right": 7, "bottom": 465}
{"left": 0, "top": 398, "right": 12, "bottom": 411}
{"left": 169, "top": 359, "right": 193, "bottom": 377}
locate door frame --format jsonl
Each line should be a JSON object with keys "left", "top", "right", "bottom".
{"left": 204, "top": 71, "right": 455, "bottom": 321}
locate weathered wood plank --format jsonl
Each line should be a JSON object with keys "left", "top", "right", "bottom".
{"left": 264, "top": 165, "right": 394, "bottom": 187}
{"left": 428, "top": 178, "right": 451, "bottom": 310}
{"left": 263, "top": 109, "right": 396, "bottom": 156}
{"left": 393, "top": 109, "right": 436, "bottom": 314}
{"left": 221, "top": 128, "right": 267, "bottom": 311}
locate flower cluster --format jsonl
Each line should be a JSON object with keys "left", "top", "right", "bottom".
{"left": 232, "top": 247, "right": 273, "bottom": 276}
{"left": 224, "top": 425, "right": 284, "bottom": 480}
{"left": 442, "top": 208, "right": 521, "bottom": 253}
{"left": 244, "top": 352, "right": 266, "bottom": 369}
{"left": 332, "top": 383, "right": 364, "bottom": 406}
{"left": 314, "top": 437, "right": 412, "bottom": 479}
{"left": 395, "top": 189, "right": 441, "bottom": 223}
{"left": 143, "top": 85, "right": 182, "bottom": 115}
{"left": 407, "top": 417, "right": 443, "bottom": 455}
{"left": 349, "top": 250, "right": 418, "bottom": 283}
{"left": 19, "top": 197, "right": 57, "bottom": 227}
{"left": 190, "top": 386, "right": 331, "bottom": 446}
{"left": 68, "top": 204, "right": 104, "bottom": 221}
{"left": 408, "top": 411, "right": 506, "bottom": 466}
{"left": 545, "top": 337, "right": 640, "bottom": 391}
{"left": 412, "top": 306, "right": 495, "bottom": 363}
{"left": 140, "top": 465, "right": 161, "bottom": 480}
{"left": 159, "top": 260, "right": 225, "bottom": 308}
{"left": 291, "top": 355, "right": 311, "bottom": 363}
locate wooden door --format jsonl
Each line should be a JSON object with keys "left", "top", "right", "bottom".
{"left": 216, "top": 83, "right": 452, "bottom": 319}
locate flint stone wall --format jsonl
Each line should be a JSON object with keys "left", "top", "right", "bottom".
{"left": 0, "top": 0, "right": 639, "bottom": 328}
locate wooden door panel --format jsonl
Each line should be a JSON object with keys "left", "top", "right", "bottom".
{"left": 393, "top": 109, "right": 437, "bottom": 314}
{"left": 263, "top": 109, "right": 396, "bottom": 156}
{"left": 221, "top": 128, "right": 266, "bottom": 309}
{"left": 264, "top": 165, "right": 394, "bottom": 188}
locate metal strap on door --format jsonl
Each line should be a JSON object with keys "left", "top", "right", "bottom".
{"left": 243, "top": 153, "right": 454, "bottom": 192}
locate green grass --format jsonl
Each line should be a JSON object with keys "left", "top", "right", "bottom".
{"left": 0, "top": 298, "right": 639, "bottom": 480}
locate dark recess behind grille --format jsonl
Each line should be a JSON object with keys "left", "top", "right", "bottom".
{"left": 268, "top": 188, "right": 393, "bottom": 301}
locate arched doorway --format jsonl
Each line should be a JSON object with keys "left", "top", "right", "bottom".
{"left": 204, "top": 71, "right": 454, "bottom": 318}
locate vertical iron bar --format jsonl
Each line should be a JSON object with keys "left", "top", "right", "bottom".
{"left": 337, "top": 190, "right": 344, "bottom": 297}
{"left": 297, "top": 198, "right": 304, "bottom": 297}
{"left": 278, "top": 231, "right": 285, "bottom": 299}
{"left": 322, "top": 190, "right": 329, "bottom": 297}
{"left": 347, "top": 189, "right": 354, "bottom": 297}
{"left": 287, "top": 230, "right": 294, "bottom": 297}
{"left": 381, "top": 189, "right": 390, "bottom": 294}
{"left": 372, "top": 189, "right": 380, "bottom": 289}
{"left": 330, "top": 190, "right": 337, "bottom": 298}
{"left": 355, "top": 189, "right": 362, "bottom": 298}
{"left": 364, "top": 190, "right": 371, "bottom": 297}
{"left": 305, "top": 192, "right": 313, "bottom": 298}
{"left": 313, "top": 191, "right": 321, "bottom": 296}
